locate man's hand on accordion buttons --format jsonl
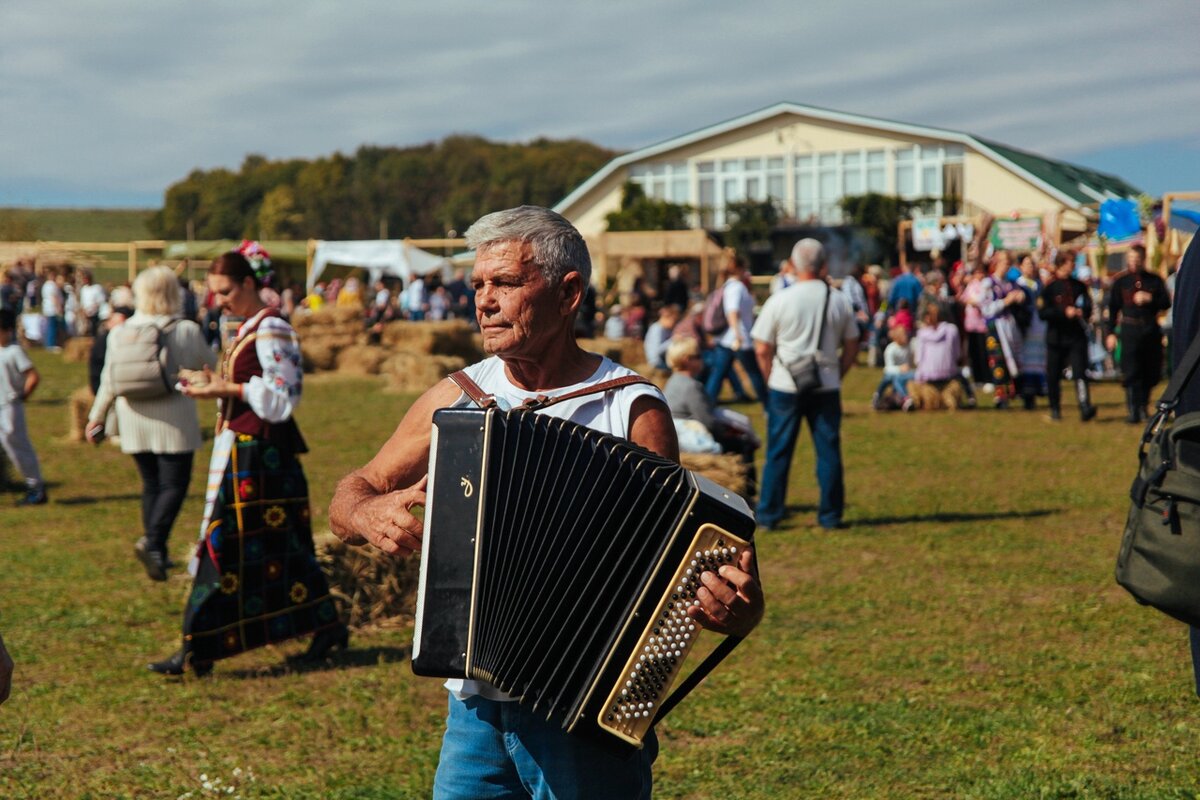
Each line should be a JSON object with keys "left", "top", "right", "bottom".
{"left": 688, "top": 547, "right": 763, "bottom": 638}
{"left": 357, "top": 475, "right": 428, "bottom": 558}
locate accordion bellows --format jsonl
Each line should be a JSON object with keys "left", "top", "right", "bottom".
{"left": 412, "top": 407, "right": 755, "bottom": 751}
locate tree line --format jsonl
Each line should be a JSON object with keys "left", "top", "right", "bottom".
{"left": 148, "top": 135, "right": 617, "bottom": 241}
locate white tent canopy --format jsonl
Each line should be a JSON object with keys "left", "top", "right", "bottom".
{"left": 307, "top": 240, "right": 452, "bottom": 292}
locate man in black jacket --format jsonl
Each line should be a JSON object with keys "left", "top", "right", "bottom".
{"left": 1039, "top": 251, "right": 1097, "bottom": 421}
{"left": 1173, "top": 235, "right": 1200, "bottom": 697}
{"left": 1106, "top": 244, "right": 1172, "bottom": 423}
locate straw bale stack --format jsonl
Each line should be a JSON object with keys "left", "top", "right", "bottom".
{"left": 576, "top": 338, "right": 625, "bottom": 364}
{"left": 67, "top": 386, "right": 94, "bottom": 442}
{"left": 293, "top": 307, "right": 367, "bottom": 372}
{"left": 313, "top": 533, "right": 419, "bottom": 629}
{"left": 335, "top": 345, "right": 391, "bottom": 376}
{"left": 680, "top": 452, "right": 751, "bottom": 498}
{"left": 62, "top": 337, "right": 93, "bottom": 364}
{"left": 382, "top": 352, "right": 467, "bottom": 393}
{"left": 379, "top": 320, "right": 482, "bottom": 362}
{"left": 300, "top": 341, "right": 338, "bottom": 372}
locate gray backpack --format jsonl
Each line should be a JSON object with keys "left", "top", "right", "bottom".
{"left": 107, "top": 320, "right": 179, "bottom": 400}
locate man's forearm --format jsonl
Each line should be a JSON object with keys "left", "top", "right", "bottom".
{"left": 329, "top": 472, "right": 382, "bottom": 544}
{"left": 840, "top": 338, "right": 860, "bottom": 376}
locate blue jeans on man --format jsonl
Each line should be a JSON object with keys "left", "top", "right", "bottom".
{"left": 757, "top": 388, "right": 844, "bottom": 529}
{"left": 433, "top": 694, "right": 656, "bottom": 799}
{"left": 704, "top": 345, "right": 768, "bottom": 406}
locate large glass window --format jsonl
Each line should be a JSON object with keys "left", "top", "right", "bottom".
{"left": 628, "top": 161, "right": 689, "bottom": 203}
{"left": 842, "top": 152, "right": 863, "bottom": 196}
{"left": 866, "top": 150, "right": 886, "bottom": 193}
{"left": 895, "top": 147, "right": 916, "bottom": 197}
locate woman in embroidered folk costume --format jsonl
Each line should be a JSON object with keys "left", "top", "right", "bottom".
{"left": 149, "top": 244, "right": 347, "bottom": 676}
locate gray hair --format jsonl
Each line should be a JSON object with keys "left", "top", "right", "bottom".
{"left": 132, "top": 265, "right": 182, "bottom": 317}
{"left": 791, "top": 238, "right": 825, "bottom": 275}
{"left": 465, "top": 205, "right": 591, "bottom": 286}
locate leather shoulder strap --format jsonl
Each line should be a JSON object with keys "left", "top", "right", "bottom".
{"left": 448, "top": 370, "right": 656, "bottom": 411}
{"left": 448, "top": 370, "right": 497, "bottom": 409}
{"left": 520, "top": 375, "right": 656, "bottom": 411}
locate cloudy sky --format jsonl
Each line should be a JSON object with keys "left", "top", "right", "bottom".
{"left": 2, "top": 0, "right": 1198, "bottom": 208}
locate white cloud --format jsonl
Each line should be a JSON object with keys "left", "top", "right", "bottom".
{"left": 1, "top": 0, "right": 1198, "bottom": 204}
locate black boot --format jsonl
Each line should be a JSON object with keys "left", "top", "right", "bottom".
{"left": 148, "top": 649, "right": 212, "bottom": 677}
{"left": 1125, "top": 387, "right": 1141, "bottom": 424}
{"left": 295, "top": 624, "right": 350, "bottom": 663}
{"left": 134, "top": 537, "right": 168, "bottom": 582}
{"left": 1076, "top": 380, "right": 1097, "bottom": 422}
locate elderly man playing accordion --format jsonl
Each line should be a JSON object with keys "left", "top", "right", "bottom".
{"left": 330, "top": 205, "right": 763, "bottom": 800}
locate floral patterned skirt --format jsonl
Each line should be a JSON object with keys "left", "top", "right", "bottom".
{"left": 182, "top": 433, "right": 338, "bottom": 664}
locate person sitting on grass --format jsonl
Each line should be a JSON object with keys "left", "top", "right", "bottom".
{"left": 663, "top": 337, "right": 759, "bottom": 496}
{"left": 912, "top": 303, "right": 975, "bottom": 409}
{"left": 0, "top": 309, "right": 47, "bottom": 505}
{"left": 872, "top": 323, "right": 915, "bottom": 411}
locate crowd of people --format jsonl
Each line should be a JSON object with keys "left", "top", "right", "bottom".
{"left": 0, "top": 203, "right": 1190, "bottom": 796}
{"left": 594, "top": 238, "right": 1176, "bottom": 426}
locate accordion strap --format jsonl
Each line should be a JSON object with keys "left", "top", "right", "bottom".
{"left": 652, "top": 634, "right": 743, "bottom": 726}
{"left": 448, "top": 370, "right": 498, "bottom": 409}
{"left": 449, "top": 370, "right": 655, "bottom": 411}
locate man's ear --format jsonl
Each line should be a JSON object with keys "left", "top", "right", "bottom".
{"left": 559, "top": 271, "right": 585, "bottom": 316}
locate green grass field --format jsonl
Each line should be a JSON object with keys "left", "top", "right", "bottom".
{"left": 0, "top": 208, "right": 155, "bottom": 243}
{"left": 0, "top": 353, "right": 1194, "bottom": 799}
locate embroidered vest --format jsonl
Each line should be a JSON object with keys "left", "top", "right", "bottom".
{"left": 218, "top": 308, "right": 308, "bottom": 453}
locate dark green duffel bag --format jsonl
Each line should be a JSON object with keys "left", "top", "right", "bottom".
{"left": 1116, "top": 335, "right": 1200, "bottom": 627}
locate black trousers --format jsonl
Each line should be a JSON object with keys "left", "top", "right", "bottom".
{"left": 1046, "top": 339, "right": 1089, "bottom": 411}
{"left": 1120, "top": 322, "right": 1164, "bottom": 406}
{"left": 132, "top": 451, "right": 194, "bottom": 554}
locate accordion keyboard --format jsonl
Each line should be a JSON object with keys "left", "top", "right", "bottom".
{"left": 597, "top": 523, "right": 750, "bottom": 745}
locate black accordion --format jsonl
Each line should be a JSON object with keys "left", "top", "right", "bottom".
{"left": 412, "top": 407, "right": 755, "bottom": 752}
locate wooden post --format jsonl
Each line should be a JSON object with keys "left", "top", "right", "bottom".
{"left": 128, "top": 241, "right": 137, "bottom": 282}
{"left": 306, "top": 239, "right": 319, "bottom": 291}
{"left": 897, "top": 220, "right": 912, "bottom": 271}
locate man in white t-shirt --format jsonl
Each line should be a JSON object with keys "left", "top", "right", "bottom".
{"left": 751, "top": 238, "right": 860, "bottom": 530}
{"left": 329, "top": 206, "right": 763, "bottom": 799}
{"left": 703, "top": 255, "right": 769, "bottom": 405}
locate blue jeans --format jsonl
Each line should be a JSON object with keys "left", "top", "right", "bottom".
{"left": 874, "top": 373, "right": 911, "bottom": 400}
{"left": 757, "top": 389, "right": 844, "bottom": 529}
{"left": 704, "top": 345, "right": 768, "bottom": 406}
{"left": 433, "top": 694, "right": 657, "bottom": 800}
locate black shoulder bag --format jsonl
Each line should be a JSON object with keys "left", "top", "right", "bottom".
{"left": 1116, "top": 329, "right": 1200, "bottom": 626}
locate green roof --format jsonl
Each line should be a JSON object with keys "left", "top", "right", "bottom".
{"left": 976, "top": 138, "right": 1142, "bottom": 204}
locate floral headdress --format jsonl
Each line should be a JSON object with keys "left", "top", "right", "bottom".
{"left": 236, "top": 239, "right": 273, "bottom": 286}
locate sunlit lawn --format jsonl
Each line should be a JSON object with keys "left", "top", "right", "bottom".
{"left": 0, "top": 350, "right": 1194, "bottom": 799}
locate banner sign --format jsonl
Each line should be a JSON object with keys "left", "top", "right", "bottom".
{"left": 989, "top": 217, "right": 1042, "bottom": 251}
{"left": 911, "top": 217, "right": 943, "bottom": 252}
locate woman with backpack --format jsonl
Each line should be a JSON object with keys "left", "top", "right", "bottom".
{"left": 86, "top": 266, "right": 215, "bottom": 582}
{"left": 146, "top": 246, "right": 346, "bottom": 677}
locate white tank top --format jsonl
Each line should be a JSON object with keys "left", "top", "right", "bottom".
{"left": 444, "top": 353, "right": 665, "bottom": 701}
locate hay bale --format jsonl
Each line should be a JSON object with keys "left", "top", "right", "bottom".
{"left": 911, "top": 380, "right": 968, "bottom": 411}
{"left": 336, "top": 345, "right": 390, "bottom": 376}
{"left": 68, "top": 386, "right": 94, "bottom": 442}
{"left": 62, "top": 337, "right": 94, "bottom": 363}
{"left": 681, "top": 452, "right": 750, "bottom": 497}
{"left": 380, "top": 320, "right": 483, "bottom": 362}
{"left": 293, "top": 306, "right": 364, "bottom": 332}
{"left": 382, "top": 353, "right": 467, "bottom": 393}
{"left": 314, "top": 533, "right": 419, "bottom": 629}
{"left": 300, "top": 341, "right": 338, "bottom": 372}
{"left": 576, "top": 338, "right": 624, "bottom": 363}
